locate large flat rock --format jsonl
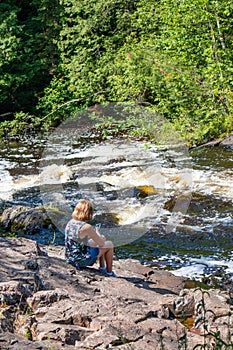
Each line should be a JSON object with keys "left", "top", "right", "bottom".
{"left": 0, "top": 237, "right": 231, "bottom": 349}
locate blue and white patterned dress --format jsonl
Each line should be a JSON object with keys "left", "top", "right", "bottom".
{"left": 65, "top": 219, "right": 98, "bottom": 269}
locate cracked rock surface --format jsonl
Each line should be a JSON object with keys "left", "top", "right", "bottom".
{"left": 0, "top": 237, "right": 232, "bottom": 349}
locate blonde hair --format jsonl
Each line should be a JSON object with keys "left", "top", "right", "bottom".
{"left": 72, "top": 199, "right": 94, "bottom": 221}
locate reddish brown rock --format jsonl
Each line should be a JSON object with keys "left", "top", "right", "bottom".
{"left": 0, "top": 237, "right": 232, "bottom": 349}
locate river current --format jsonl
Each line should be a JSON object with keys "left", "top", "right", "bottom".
{"left": 0, "top": 134, "right": 232, "bottom": 285}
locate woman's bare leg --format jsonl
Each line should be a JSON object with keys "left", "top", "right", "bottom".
{"left": 98, "top": 241, "right": 114, "bottom": 273}
{"left": 99, "top": 254, "right": 105, "bottom": 268}
{"left": 88, "top": 239, "right": 114, "bottom": 272}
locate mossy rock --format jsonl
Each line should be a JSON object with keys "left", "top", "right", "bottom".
{"left": 0, "top": 205, "right": 59, "bottom": 234}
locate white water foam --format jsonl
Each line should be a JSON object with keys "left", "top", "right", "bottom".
{"left": 0, "top": 164, "right": 73, "bottom": 200}
{"left": 0, "top": 170, "right": 15, "bottom": 200}
{"left": 172, "top": 255, "right": 233, "bottom": 280}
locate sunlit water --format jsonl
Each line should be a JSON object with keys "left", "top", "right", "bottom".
{"left": 0, "top": 135, "right": 232, "bottom": 285}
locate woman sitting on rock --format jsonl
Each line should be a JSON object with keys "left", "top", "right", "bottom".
{"left": 65, "top": 199, "right": 117, "bottom": 277}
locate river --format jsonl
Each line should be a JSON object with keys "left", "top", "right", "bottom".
{"left": 0, "top": 132, "right": 232, "bottom": 286}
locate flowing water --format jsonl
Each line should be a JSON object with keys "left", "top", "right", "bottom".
{"left": 0, "top": 134, "right": 232, "bottom": 286}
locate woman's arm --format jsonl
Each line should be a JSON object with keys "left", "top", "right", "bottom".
{"left": 80, "top": 224, "right": 106, "bottom": 246}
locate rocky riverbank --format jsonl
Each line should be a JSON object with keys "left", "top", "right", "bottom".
{"left": 0, "top": 237, "right": 232, "bottom": 349}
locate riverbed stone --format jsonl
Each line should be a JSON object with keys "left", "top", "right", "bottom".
{"left": 220, "top": 134, "right": 233, "bottom": 147}
{"left": 0, "top": 236, "right": 232, "bottom": 349}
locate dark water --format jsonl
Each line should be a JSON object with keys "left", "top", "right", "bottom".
{"left": 0, "top": 135, "right": 232, "bottom": 285}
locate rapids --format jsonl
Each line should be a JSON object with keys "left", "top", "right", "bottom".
{"left": 0, "top": 135, "right": 232, "bottom": 285}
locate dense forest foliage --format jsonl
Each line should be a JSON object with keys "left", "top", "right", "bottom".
{"left": 0, "top": 0, "right": 232, "bottom": 146}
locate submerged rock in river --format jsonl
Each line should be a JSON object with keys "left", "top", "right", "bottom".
{"left": 0, "top": 237, "right": 232, "bottom": 349}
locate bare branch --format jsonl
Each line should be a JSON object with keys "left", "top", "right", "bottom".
{"left": 39, "top": 90, "right": 107, "bottom": 122}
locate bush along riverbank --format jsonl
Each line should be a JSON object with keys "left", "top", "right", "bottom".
{"left": 1, "top": 1, "right": 233, "bottom": 148}
{"left": 0, "top": 236, "right": 233, "bottom": 350}
{"left": 0, "top": 105, "right": 232, "bottom": 149}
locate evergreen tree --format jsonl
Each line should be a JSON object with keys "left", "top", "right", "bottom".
{"left": 0, "top": 0, "right": 60, "bottom": 115}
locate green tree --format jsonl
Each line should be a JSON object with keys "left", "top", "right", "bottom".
{"left": 44, "top": 0, "right": 137, "bottom": 105}
{"left": 36, "top": 0, "right": 138, "bottom": 125}
{"left": 1, "top": 0, "right": 232, "bottom": 145}
{"left": 0, "top": 2, "right": 22, "bottom": 114}
{"left": 0, "top": 0, "right": 60, "bottom": 115}
{"left": 109, "top": 0, "right": 233, "bottom": 144}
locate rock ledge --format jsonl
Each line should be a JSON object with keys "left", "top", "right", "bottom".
{"left": 0, "top": 237, "right": 232, "bottom": 349}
